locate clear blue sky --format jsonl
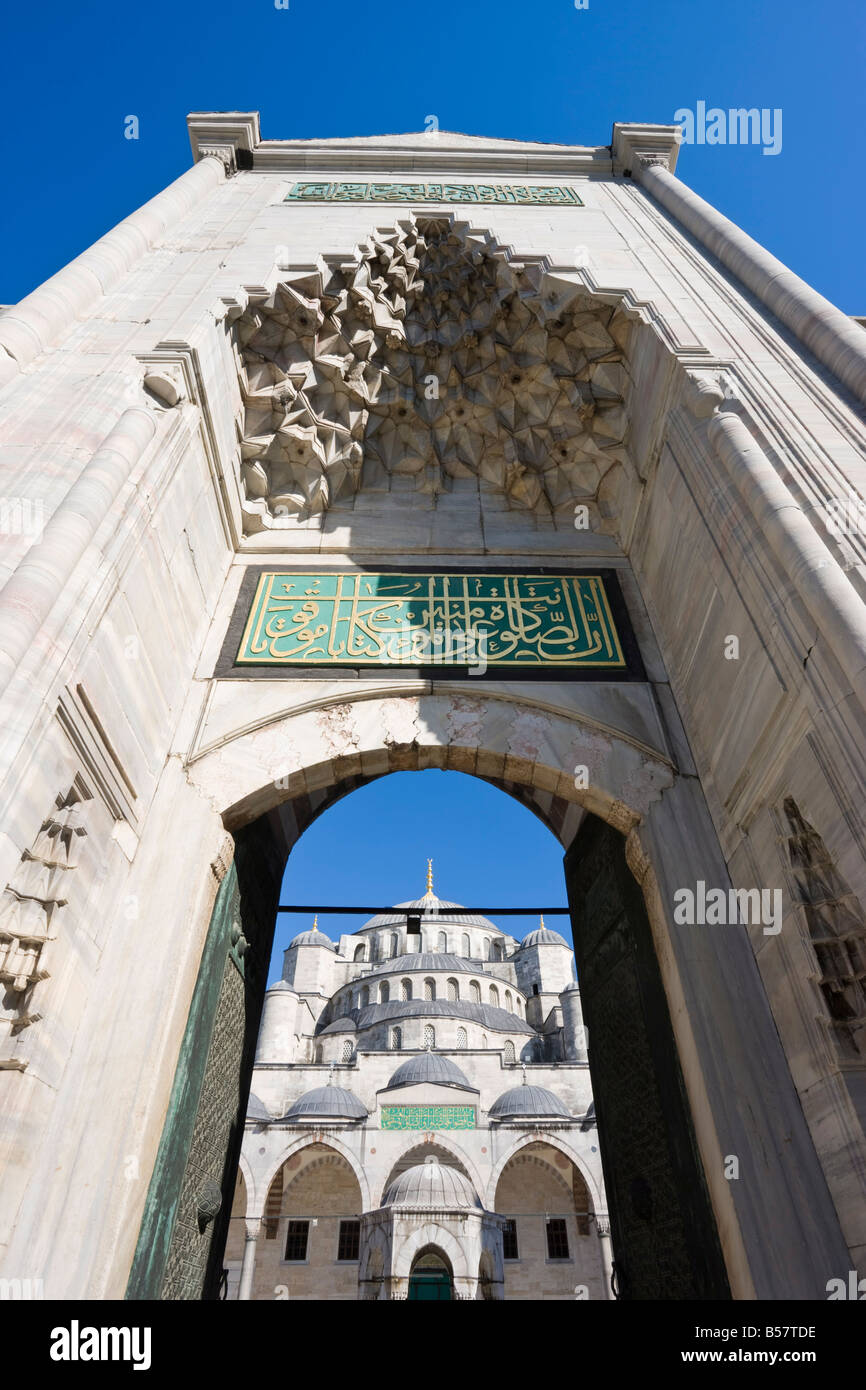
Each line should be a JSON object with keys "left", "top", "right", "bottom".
{"left": 2, "top": 0, "right": 864, "bottom": 310}
{"left": 270, "top": 771, "right": 569, "bottom": 984}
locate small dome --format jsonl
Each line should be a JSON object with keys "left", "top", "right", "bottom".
{"left": 519, "top": 927, "right": 569, "bottom": 948}
{"left": 246, "top": 1092, "right": 270, "bottom": 1122}
{"left": 489, "top": 1084, "right": 572, "bottom": 1120}
{"left": 384, "top": 1052, "right": 475, "bottom": 1092}
{"left": 284, "top": 1085, "right": 367, "bottom": 1121}
{"left": 384, "top": 1156, "right": 480, "bottom": 1209}
{"left": 289, "top": 926, "right": 336, "bottom": 949}
{"left": 560, "top": 981, "right": 581, "bottom": 994}
{"left": 267, "top": 980, "right": 297, "bottom": 993}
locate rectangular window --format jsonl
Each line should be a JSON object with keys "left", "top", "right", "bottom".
{"left": 546, "top": 1217, "right": 570, "bottom": 1260}
{"left": 503, "top": 1218, "right": 519, "bottom": 1261}
{"left": 337, "top": 1219, "right": 361, "bottom": 1262}
{"left": 284, "top": 1219, "right": 309, "bottom": 1262}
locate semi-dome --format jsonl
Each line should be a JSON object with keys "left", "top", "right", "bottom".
{"left": 284, "top": 1085, "right": 367, "bottom": 1121}
{"left": 488, "top": 1084, "right": 572, "bottom": 1120}
{"left": 383, "top": 1156, "right": 480, "bottom": 1209}
{"left": 384, "top": 1051, "right": 475, "bottom": 1092}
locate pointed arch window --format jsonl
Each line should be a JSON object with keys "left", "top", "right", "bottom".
{"left": 481, "top": 1033, "right": 488, "bottom": 1049}
{"left": 390, "top": 932, "right": 399, "bottom": 959}
{"left": 424, "top": 978, "right": 436, "bottom": 1001}
{"left": 505, "top": 989, "right": 513, "bottom": 1011}
{"left": 437, "top": 931, "right": 447, "bottom": 952}
{"left": 379, "top": 981, "right": 390, "bottom": 1004}
{"left": 490, "top": 985, "right": 500, "bottom": 1007}
{"left": 447, "top": 978, "right": 459, "bottom": 1002}
{"left": 390, "top": 1026, "right": 402, "bottom": 1050}
{"left": 461, "top": 933, "right": 471, "bottom": 958}
{"left": 470, "top": 980, "right": 481, "bottom": 1004}
{"left": 341, "top": 1041, "right": 354, "bottom": 1062}
{"left": 360, "top": 986, "right": 369, "bottom": 1008}
{"left": 424, "top": 1024, "right": 435, "bottom": 1049}
{"left": 314, "top": 1045, "right": 324, "bottom": 1064}
{"left": 503, "top": 1039, "right": 515, "bottom": 1064}
{"left": 456, "top": 1026, "right": 467, "bottom": 1049}
{"left": 402, "top": 978, "right": 412, "bottom": 1001}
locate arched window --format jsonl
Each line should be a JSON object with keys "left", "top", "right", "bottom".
{"left": 380, "top": 981, "right": 390, "bottom": 1004}
{"left": 447, "top": 978, "right": 459, "bottom": 1002}
{"left": 461, "top": 933, "right": 470, "bottom": 958}
{"left": 423, "top": 1024, "right": 435, "bottom": 1049}
{"left": 470, "top": 980, "right": 481, "bottom": 1004}
{"left": 490, "top": 985, "right": 500, "bottom": 1007}
{"left": 424, "top": 978, "right": 435, "bottom": 1001}
{"left": 360, "top": 986, "right": 369, "bottom": 1008}
{"left": 505, "top": 989, "right": 512, "bottom": 1011}
{"left": 341, "top": 1040, "right": 353, "bottom": 1062}
{"left": 481, "top": 1033, "right": 488, "bottom": 1049}
{"left": 437, "top": 930, "right": 447, "bottom": 952}
{"left": 353, "top": 944, "right": 365, "bottom": 962}
{"left": 456, "top": 1026, "right": 467, "bottom": 1049}
{"left": 390, "top": 1026, "right": 402, "bottom": 1050}
{"left": 390, "top": 932, "right": 399, "bottom": 959}
{"left": 402, "top": 978, "right": 412, "bottom": 1001}
{"left": 482, "top": 937, "right": 490, "bottom": 959}
{"left": 314, "top": 1044, "right": 324, "bottom": 1064}
{"left": 503, "top": 1039, "right": 515, "bottom": 1064}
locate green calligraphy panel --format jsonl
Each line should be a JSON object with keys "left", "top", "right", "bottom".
{"left": 381, "top": 1105, "right": 476, "bottom": 1131}
{"left": 284, "top": 181, "right": 583, "bottom": 206}
{"left": 235, "top": 572, "right": 627, "bottom": 670}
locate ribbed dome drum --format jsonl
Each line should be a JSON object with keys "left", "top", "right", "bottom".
{"left": 383, "top": 1156, "right": 480, "bottom": 1208}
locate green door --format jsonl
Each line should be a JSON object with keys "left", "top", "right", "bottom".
{"left": 408, "top": 1271, "right": 452, "bottom": 1300}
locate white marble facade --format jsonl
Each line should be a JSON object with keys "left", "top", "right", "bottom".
{"left": 224, "top": 881, "right": 609, "bottom": 1300}
{"left": 0, "top": 115, "right": 864, "bottom": 1300}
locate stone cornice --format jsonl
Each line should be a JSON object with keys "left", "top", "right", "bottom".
{"left": 611, "top": 123, "right": 682, "bottom": 177}
{"left": 187, "top": 111, "right": 618, "bottom": 178}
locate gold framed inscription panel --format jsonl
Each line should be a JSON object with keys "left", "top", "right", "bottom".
{"left": 219, "top": 568, "right": 645, "bottom": 681}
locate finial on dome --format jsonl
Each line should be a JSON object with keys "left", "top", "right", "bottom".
{"left": 539, "top": 913, "right": 545, "bottom": 931}
{"left": 426, "top": 858, "right": 434, "bottom": 896}
{"left": 313, "top": 913, "right": 319, "bottom": 931}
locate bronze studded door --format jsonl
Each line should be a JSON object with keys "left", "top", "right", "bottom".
{"left": 564, "top": 815, "right": 730, "bottom": 1300}
{"left": 126, "top": 821, "right": 282, "bottom": 1301}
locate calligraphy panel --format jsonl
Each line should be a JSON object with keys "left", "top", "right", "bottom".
{"left": 284, "top": 181, "right": 584, "bottom": 206}
{"left": 380, "top": 1105, "right": 476, "bottom": 1130}
{"left": 235, "top": 572, "right": 628, "bottom": 670}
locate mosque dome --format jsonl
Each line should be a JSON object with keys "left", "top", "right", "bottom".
{"left": 519, "top": 923, "right": 569, "bottom": 948}
{"left": 284, "top": 1085, "right": 367, "bottom": 1121}
{"left": 383, "top": 1156, "right": 480, "bottom": 1209}
{"left": 488, "top": 1084, "right": 572, "bottom": 1120}
{"left": 289, "top": 917, "right": 336, "bottom": 950}
{"left": 356, "top": 860, "right": 502, "bottom": 935}
{"left": 384, "top": 1052, "right": 475, "bottom": 1092}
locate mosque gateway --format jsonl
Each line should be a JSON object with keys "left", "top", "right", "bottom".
{"left": 0, "top": 114, "right": 864, "bottom": 1302}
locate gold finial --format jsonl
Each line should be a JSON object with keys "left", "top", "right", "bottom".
{"left": 539, "top": 914, "right": 545, "bottom": 931}
{"left": 313, "top": 914, "right": 319, "bottom": 930}
{"left": 426, "top": 858, "right": 434, "bottom": 895}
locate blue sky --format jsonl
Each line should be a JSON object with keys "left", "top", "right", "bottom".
{"left": 270, "top": 771, "right": 570, "bottom": 984}
{"left": 2, "top": 0, "right": 864, "bottom": 309}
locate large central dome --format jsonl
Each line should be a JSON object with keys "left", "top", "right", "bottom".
{"left": 358, "top": 892, "right": 501, "bottom": 935}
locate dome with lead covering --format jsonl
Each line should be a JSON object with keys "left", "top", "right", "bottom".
{"left": 383, "top": 1156, "right": 480, "bottom": 1209}
{"left": 284, "top": 1085, "right": 367, "bottom": 1121}
{"left": 488, "top": 1084, "right": 572, "bottom": 1120}
{"left": 384, "top": 1052, "right": 475, "bottom": 1092}
{"left": 289, "top": 925, "right": 336, "bottom": 949}
{"left": 519, "top": 926, "right": 569, "bottom": 948}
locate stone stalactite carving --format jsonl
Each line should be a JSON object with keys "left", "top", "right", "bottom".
{"left": 782, "top": 796, "right": 866, "bottom": 1058}
{"left": 0, "top": 785, "right": 89, "bottom": 1056}
{"left": 234, "top": 216, "right": 632, "bottom": 531}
